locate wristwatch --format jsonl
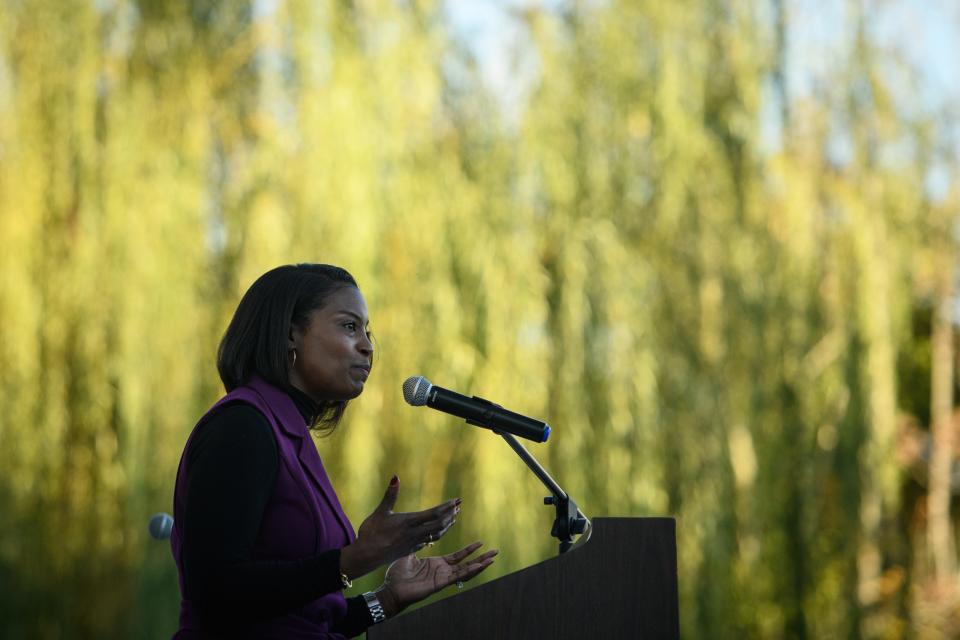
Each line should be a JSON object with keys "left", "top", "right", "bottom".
{"left": 362, "top": 591, "right": 387, "bottom": 624}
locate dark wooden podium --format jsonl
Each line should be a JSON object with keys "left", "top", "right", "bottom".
{"left": 367, "top": 517, "right": 679, "bottom": 639}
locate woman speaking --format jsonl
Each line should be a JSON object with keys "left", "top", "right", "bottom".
{"left": 170, "top": 264, "right": 497, "bottom": 638}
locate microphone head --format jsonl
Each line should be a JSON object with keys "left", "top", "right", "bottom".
{"left": 148, "top": 512, "right": 174, "bottom": 540}
{"left": 402, "top": 376, "right": 433, "bottom": 406}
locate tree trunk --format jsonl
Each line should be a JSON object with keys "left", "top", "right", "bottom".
{"left": 928, "top": 239, "right": 955, "bottom": 587}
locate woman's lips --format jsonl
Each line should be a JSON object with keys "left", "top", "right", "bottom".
{"left": 351, "top": 365, "right": 371, "bottom": 380}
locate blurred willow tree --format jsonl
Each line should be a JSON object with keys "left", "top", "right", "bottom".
{"left": 0, "top": 0, "right": 957, "bottom": 638}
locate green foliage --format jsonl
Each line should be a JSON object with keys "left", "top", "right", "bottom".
{"left": 0, "top": 0, "right": 955, "bottom": 638}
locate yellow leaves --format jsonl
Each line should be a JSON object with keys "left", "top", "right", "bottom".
{"left": 728, "top": 424, "right": 757, "bottom": 488}
{"left": 237, "top": 192, "right": 292, "bottom": 286}
{"left": 699, "top": 275, "right": 725, "bottom": 363}
{"left": 627, "top": 107, "right": 652, "bottom": 140}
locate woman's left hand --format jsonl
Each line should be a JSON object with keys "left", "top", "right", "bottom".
{"left": 376, "top": 542, "right": 498, "bottom": 616}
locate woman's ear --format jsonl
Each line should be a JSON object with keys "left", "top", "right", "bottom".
{"left": 288, "top": 325, "right": 300, "bottom": 351}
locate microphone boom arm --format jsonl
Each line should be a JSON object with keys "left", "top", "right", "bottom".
{"left": 494, "top": 430, "right": 591, "bottom": 555}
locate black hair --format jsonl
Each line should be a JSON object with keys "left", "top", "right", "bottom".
{"left": 217, "top": 263, "right": 359, "bottom": 432}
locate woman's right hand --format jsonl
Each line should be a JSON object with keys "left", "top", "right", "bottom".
{"left": 339, "top": 475, "right": 460, "bottom": 580}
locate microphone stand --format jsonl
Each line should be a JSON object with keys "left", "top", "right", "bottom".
{"left": 495, "top": 431, "right": 591, "bottom": 555}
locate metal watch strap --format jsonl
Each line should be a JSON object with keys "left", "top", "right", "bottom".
{"left": 362, "top": 590, "right": 386, "bottom": 624}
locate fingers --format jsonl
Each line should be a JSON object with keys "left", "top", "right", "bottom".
{"left": 404, "top": 498, "right": 461, "bottom": 547}
{"left": 372, "top": 492, "right": 462, "bottom": 558}
{"left": 471, "top": 549, "right": 499, "bottom": 565}
{"left": 435, "top": 519, "right": 456, "bottom": 539}
{"left": 409, "top": 498, "right": 461, "bottom": 526}
{"left": 374, "top": 475, "right": 400, "bottom": 515}
{"left": 413, "top": 520, "right": 453, "bottom": 551}
{"left": 459, "top": 550, "right": 498, "bottom": 575}
{"left": 412, "top": 517, "right": 456, "bottom": 546}
{"left": 413, "top": 509, "right": 458, "bottom": 539}
{"left": 444, "top": 541, "right": 484, "bottom": 564}
{"left": 446, "top": 548, "right": 498, "bottom": 588}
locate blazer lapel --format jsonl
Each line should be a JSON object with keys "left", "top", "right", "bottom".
{"left": 249, "top": 377, "right": 355, "bottom": 541}
{"left": 295, "top": 434, "right": 355, "bottom": 541}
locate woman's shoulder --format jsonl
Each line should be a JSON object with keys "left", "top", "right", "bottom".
{"left": 209, "top": 399, "right": 271, "bottom": 425}
{"left": 187, "top": 401, "right": 278, "bottom": 470}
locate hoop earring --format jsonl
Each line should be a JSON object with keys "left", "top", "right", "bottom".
{"left": 291, "top": 349, "right": 297, "bottom": 367}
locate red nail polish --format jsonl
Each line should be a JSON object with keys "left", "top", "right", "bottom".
{"left": 390, "top": 475, "right": 399, "bottom": 486}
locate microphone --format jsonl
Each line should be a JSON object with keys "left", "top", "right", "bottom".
{"left": 148, "top": 512, "right": 174, "bottom": 540}
{"left": 402, "top": 376, "right": 550, "bottom": 443}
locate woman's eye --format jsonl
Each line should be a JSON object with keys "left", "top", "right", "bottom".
{"left": 344, "top": 322, "right": 356, "bottom": 331}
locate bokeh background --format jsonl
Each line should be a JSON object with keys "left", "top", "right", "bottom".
{"left": 2, "top": 0, "right": 960, "bottom": 637}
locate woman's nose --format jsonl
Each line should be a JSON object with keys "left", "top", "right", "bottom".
{"left": 358, "top": 334, "right": 373, "bottom": 357}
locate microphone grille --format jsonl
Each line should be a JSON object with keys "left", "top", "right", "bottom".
{"left": 402, "top": 376, "right": 433, "bottom": 406}
{"left": 148, "top": 512, "right": 174, "bottom": 540}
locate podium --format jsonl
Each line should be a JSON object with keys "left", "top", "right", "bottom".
{"left": 367, "top": 517, "right": 679, "bottom": 639}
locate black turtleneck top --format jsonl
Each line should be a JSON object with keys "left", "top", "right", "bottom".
{"left": 181, "top": 385, "right": 372, "bottom": 637}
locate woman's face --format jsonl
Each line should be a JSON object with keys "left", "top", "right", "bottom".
{"left": 288, "top": 286, "right": 373, "bottom": 403}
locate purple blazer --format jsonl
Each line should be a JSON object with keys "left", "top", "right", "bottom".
{"left": 171, "top": 375, "right": 357, "bottom": 638}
